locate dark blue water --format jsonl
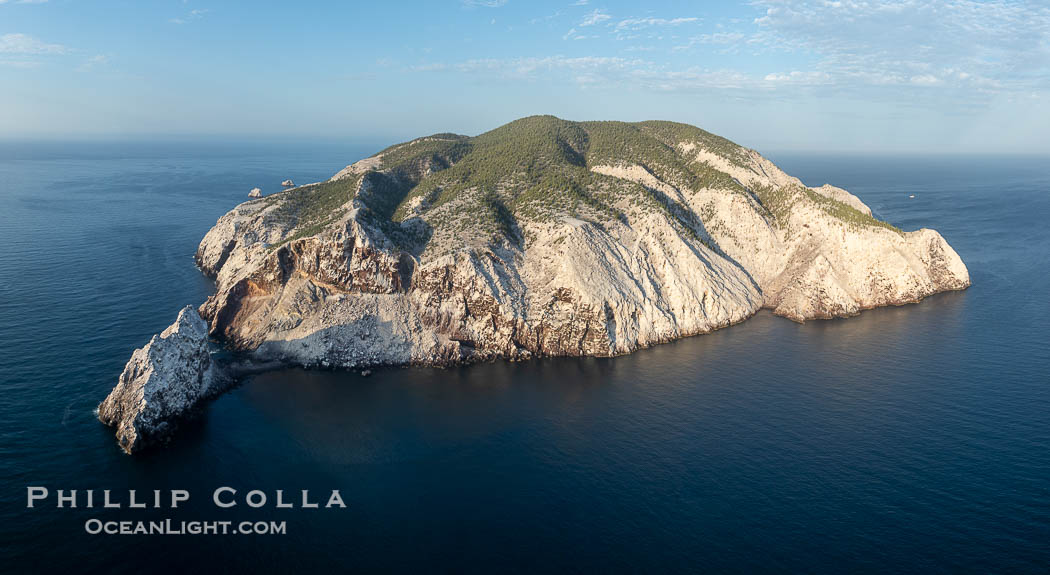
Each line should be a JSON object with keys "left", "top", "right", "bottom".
{"left": 1, "top": 143, "right": 1048, "bottom": 573}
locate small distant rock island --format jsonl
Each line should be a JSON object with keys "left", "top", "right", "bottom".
{"left": 248, "top": 187, "right": 262, "bottom": 198}
{"left": 282, "top": 179, "right": 295, "bottom": 187}
{"left": 99, "top": 116, "right": 970, "bottom": 453}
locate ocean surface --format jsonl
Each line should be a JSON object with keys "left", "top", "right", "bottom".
{"left": 1, "top": 141, "right": 1048, "bottom": 573}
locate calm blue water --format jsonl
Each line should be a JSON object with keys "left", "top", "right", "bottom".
{"left": 1, "top": 143, "right": 1048, "bottom": 573}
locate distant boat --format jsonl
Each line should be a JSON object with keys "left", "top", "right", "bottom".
{"left": 909, "top": 195, "right": 915, "bottom": 199}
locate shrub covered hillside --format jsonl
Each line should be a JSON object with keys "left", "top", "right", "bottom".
{"left": 269, "top": 115, "right": 898, "bottom": 259}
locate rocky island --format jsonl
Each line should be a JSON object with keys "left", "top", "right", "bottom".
{"left": 99, "top": 116, "right": 970, "bottom": 452}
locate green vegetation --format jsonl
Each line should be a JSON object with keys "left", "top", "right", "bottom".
{"left": 262, "top": 175, "right": 361, "bottom": 249}
{"left": 752, "top": 183, "right": 902, "bottom": 234}
{"left": 391, "top": 116, "right": 591, "bottom": 220}
{"left": 373, "top": 135, "right": 472, "bottom": 181}
{"left": 256, "top": 115, "right": 901, "bottom": 256}
{"left": 581, "top": 121, "right": 743, "bottom": 192}
{"left": 635, "top": 120, "right": 752, "bottom": 167}
{"left": 801, "top": 187, "right": 902, "bottom": 233}
{"left": 381, "top": 116, "right": 744, "bottom": 243}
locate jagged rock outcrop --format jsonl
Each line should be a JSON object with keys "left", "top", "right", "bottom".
{"left": 101, "top": 116, "right": 971, "bottom": 451}
{"left": 282, "top": 179, "right": 295, "bottom": 187}
{"left": 248, "top": 187, "right": 262, "bottom": 198}
{"left": 98, "top": 306, "right": 219, "bottom": 453}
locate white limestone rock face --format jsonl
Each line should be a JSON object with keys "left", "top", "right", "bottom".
{"left": 193, "top": 117, "right": 969, "bottom": 372}
{"left": 97, "top": 306, "right": 217, "bottom": 453}
{"left": 195, "top": 193, "right": 764, "bottom": 368}
{"left": 192, "top": 119, "right": 969, "bottom": 373}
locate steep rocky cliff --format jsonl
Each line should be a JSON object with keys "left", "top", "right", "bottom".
{"left": 194, "top": 116, "right": 968, "bottom": 368}
{"left": 98, "top": 306, "right": 220, "bottom": 453}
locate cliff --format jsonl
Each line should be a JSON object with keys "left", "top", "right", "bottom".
{"left": 195, "top": 116, "right": 968, "bottom": 367}
{"left": 98, "top": 306, "right": 220, "bottom": 453}
{"left": 100, "top": 116, "right": 970, "bottom": 450}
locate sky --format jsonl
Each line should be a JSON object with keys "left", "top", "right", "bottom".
{"left": 1, "top": 0, "right": 1048, "bottom": 153}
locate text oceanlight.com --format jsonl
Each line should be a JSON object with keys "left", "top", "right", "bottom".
{"left": 84, "top": 519, "right": 287, "bottom": 536}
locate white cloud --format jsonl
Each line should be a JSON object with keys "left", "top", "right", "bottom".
{"left": 580, "top": 9, "right": 610, "bottom": 26}
{"left": 0, "top": 59, "right": 40, "bottom": 68}
{"left": 674, "top": 31, "right": 746, "bottom": 51}
{"left": 408, "top": 62, "right": 447, "bottom": 72}
{"left": 910, "top": 74, "right": 942, "bottom": 86}
{"left": 78, "top": 54, "right": 110, "bottom": 71}
{"left": 563, "top": 27, "right": 597, "bottom": 41}
{"left": 441, "top": 54, "right": 777, "bottom": 93}
{"left": 614, "top": 17, "right": 699, "bottom": 31}
{"left": 170, "top": 8, "right": 209, "bottom": 24}
{"left": 695, "top": 32, "right": 744, "bottom": 45}
{"left": 0, "top": 33, "right": 66, "bottom": 54}
{"left": 763, "top": 70, "right": 830, "bottom": 85}
{"left": 750, "top": 0, "right": 1050, "bottom": 97}
{"left": 637, "top": 68, "right": 754, "bottom": 91}
{"left": 410, "top": 0, "right": 1049, "bottom": 109}
{"left": 458, "top": 55, "right": 638, "bottom": 73}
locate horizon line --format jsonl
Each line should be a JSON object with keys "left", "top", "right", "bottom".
{"left": 1, "top": 135, "right": 1046, "bottom": 159}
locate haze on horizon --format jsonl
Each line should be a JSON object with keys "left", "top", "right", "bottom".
{"left": 1, "top": 0, "right": 1048, "bottom": 155}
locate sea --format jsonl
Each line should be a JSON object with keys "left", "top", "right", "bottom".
{"left": 0, "top": 140, "right": 1047, "bottom": 573}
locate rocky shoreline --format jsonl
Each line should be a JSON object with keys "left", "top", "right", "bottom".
{"left": 98, "top": 117, "right": 970, "bottom": 453}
